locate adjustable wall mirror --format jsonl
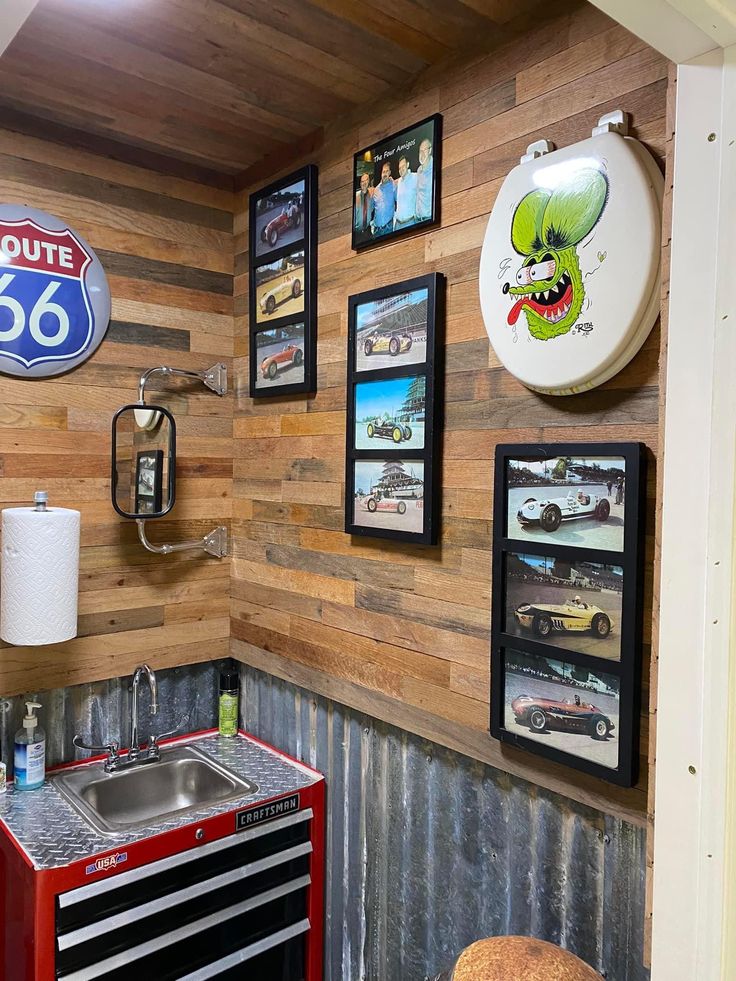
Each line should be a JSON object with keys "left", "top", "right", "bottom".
{"left": 112, "top": 404, "right": 175, "bottom": 519}
{"left": 111, "top": 362, "right": 228, "bottom": 558}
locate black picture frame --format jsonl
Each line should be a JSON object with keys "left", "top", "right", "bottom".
{"left": 248, "top": 164, "right": 317, "bottom": 397}
{"left": 352, "top": 114, "right": 441, "bottom": 252}
{"left": 491, "top": 442, "right": 646, "bottom": 787}
{"left": 110, "top": 403, "right": 176, "bottom": 520}
{"left": 345, "top": 273, "right": 444, "bottom": 546}
{"left": 135, "top": 449, "right": 164, "bottom": 515}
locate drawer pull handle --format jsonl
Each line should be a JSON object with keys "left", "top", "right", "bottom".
{"left": 60, "top": 876, "right": 311, "bottom": 981}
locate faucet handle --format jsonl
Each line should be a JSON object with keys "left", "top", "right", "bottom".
{"left": 147, "top": 717, "right": 187, "bottom": 752}
{"left": 73, "top": 734, "right": 120, "bottom": 758}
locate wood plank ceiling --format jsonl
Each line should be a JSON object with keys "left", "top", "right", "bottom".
{"left": 0, "top": 0, "right": 543, "bottom": 178}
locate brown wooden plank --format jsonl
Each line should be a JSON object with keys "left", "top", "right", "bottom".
{"left": 0, "top": 121, "right": 234, "bottom": 700}
{"left": 230, "top": 0, "right": 669, "bottom": 831}
{"left": 4, "top": 0, "right": 514, "bottom": 175}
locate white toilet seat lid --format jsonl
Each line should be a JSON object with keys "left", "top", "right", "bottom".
{"left": 479, "top": 131, "right": 663, "bottom": 395}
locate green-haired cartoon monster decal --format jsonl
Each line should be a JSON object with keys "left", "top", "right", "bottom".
{"left": 504, "top": 167, "right": 609, "bottom": 340}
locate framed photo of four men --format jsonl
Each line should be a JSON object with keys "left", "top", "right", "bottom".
{"left": 352, "top": 114, "right": 441, "bottom": 251}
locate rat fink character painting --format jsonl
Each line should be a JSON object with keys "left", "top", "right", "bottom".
{"left": 504, "top": 167, "right": 608, "bottom": 341}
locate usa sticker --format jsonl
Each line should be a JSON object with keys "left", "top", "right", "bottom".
{"left": 85, "top": 851, "right": 127, "bottom": 876}
{"left": 0, "top": 205, "right": 110, "bottom": 378}
{"left": 236, "top": 793, "right": 300, "bottom": 831}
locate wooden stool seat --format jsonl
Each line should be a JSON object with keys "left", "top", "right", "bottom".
{"left": 451, "top": 936, "right": 602, "bottom": 981}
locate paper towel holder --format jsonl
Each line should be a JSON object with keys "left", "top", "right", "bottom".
{"left": 1, "top": 490, "right": 81, "bottom": 645}
{"left": 111, "top": 362, "right": 228, "bottom": 559}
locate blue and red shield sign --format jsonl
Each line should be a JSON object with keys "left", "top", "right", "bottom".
{"left": 0, "top": 206, "right": 110, "bottom": 378}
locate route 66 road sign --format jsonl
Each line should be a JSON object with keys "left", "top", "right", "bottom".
{"left": 0, "top": 204, "right": 111, "bottom": 378}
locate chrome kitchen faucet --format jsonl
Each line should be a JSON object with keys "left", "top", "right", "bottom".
{"left": 74, "top": 664, "right": 180, "bottom": 773}
{"left": 129, "top": 663, "right": 158, "bottom": 758}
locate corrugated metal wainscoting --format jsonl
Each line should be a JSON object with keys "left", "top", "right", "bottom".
{"left": 240, "top": 664, "right": 649, "bottom": 981}
{"left": 0, "top": 660, "right": 227, "bottom": 776}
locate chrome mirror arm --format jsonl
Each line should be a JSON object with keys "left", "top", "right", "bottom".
{"left": 137, "top": 363, "right": 227, "bottom": 403}
{"left": 137, "top": 520, "right": 228, "bottom": 558}
{"left": 132, "top": 362, "right": 228, "bottom": 559}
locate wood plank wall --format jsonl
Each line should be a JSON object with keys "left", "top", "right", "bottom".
{"left": 231, "top": 0, "right": 671, "bottom": 825}
{"left": 0, "top": 127, "right": 234, "bottom": 695}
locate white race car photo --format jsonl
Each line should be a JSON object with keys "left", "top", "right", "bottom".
{"left": 516, "top": 490, "right": 610, "bottom": 533}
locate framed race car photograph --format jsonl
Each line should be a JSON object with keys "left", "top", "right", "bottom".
{"left": 345, "top": 273, "right": 444, "bottom": 545}
{"left": 502, "top": 649, "right": 621, "bottom": 772}
{"left": 248, "top": 164, "right": 317, "bottom": 398}
{"left": 253, "top": 248, "right": 305, "bottom": 325}
{"left": 350, "top": 459, "right": 425, "bottom": 535}
{"left": 491, "top": 441, "right": 646, "bottom": 786}
{"left": 253, "top": 324, "right": 305, "bottom": 391}
{"left": 252, "top": 175, "right": 305, "bottom": 261}
{"left": 353, "top": 283, "right": 431, "bottom": 374}
{"left": 503, "top": 551, "right": 623, "bottom": 660}
{"left": 354, "top": 375, "right": 425, "bottom": 450}
{"left": 507, "top": 454, "right": 626, "bottom": 551}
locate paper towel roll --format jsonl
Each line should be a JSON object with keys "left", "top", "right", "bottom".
{"left": 1, "top": 505, "right": 81, "bottom": 645}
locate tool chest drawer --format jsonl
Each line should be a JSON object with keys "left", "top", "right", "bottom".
{"left": 54, "top": 810, "right": 315, "bottom": 980}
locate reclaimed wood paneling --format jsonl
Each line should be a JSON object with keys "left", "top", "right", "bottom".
{"left": 1, "top": 0, "right": 546, "bottom": 175}
{"left": 231, "top": 0, "right": 670, "bottom": 824}
{"left": 0, "top": 129, "right": 234, "bottom": 697}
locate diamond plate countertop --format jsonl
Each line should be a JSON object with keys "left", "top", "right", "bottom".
{"left": 0, "top": 731, "right": 321, "bottom": 871}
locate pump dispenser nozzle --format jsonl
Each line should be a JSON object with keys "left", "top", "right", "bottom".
{"left": 23, "top": 702, "right": 41, "bottom": 731}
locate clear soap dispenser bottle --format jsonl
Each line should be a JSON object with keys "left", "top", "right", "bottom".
{"left": 14, "top": 701, "right": 46, "bottom": 790}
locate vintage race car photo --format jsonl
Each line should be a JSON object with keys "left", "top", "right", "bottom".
{"left": 366, "top": 417, "right": 412, "bottom": 443}
{"left": 363, "top": 331, "right": 413, "bottom": 358}
{"left": 259, "top": 275, "right": 302, "bottom": 315}
{"left": 511, "top": 694, "right": 615, "bottom": 740}
{"left": 514, "top": 599, "right": 613, "bottom": 639}
{"left": 260, "top": 343, "right": 303, "bottom": 379}
{"left": 361, "top": 496, "right": 407, "bottom": 514}
{"left": 517, "top": 490, "right": 611, "bottom": 532}
{"left": 260, "top": 206, "right": 302, "bottom": 248}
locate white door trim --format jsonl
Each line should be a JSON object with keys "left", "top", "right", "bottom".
{"left": 579, "top": 6, "right": 736, "bottom": 977}
{"left": 650, "top": 45, "right": 736, "bottom": 981}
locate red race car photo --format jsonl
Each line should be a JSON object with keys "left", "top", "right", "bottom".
{"left": 261, "top": 343, "right": 303, "bottom": 380}
{"left": 511, "top": 694, "right": 614, "bottom": 740}
{"left": 261, "top": 205, "right": 302, "bottom": 249}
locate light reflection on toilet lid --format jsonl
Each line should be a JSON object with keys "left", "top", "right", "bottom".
{"left": 478, "top": 131, "right": 663, "bottom": 396}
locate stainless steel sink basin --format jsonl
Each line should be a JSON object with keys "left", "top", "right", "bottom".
{"left": 52, "top": 744, "right": 258, "bottom": 835}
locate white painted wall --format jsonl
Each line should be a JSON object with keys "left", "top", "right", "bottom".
{"left": 589, "top": 0, "right": 718, "bottom": 60}
{"left": 0, "top": 0, "right": 40, "bottom": 59}
{"left": 667, "top": 0, "right": 736, "bottom": 47}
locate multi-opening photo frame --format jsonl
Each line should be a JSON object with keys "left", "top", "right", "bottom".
{"left": 491, "top": 443, "right": 646, "bottom": 786}
{"left": 134, "top": 449, "right": 163, "bottom": 515}
{"left": 248, "top": 165, "right": 317, "bottom": 397}
{"left": 345, "top": 273, "right": 444, "bottom": 545}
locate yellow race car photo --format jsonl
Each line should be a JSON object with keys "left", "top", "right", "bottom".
{"left": 363, "top": 331, "right": 413, "bottom": 358}
{"left": 259, "top": 275, "right": 302, "bottom": 316}
{"left": 514, "top": 597, "right": 613, "bottom": 639}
